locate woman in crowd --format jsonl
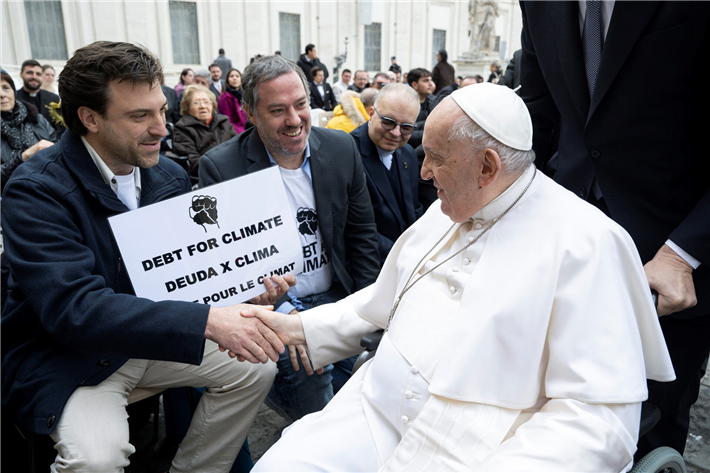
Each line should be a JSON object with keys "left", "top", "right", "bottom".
{"left": 41, "top": 65, "right": 57, "bottom": 94}
{"left": 173, "top": 84, "right": 235, "bottom": 181}
{"left": 217, "top": 68, "right": 249, "bottom": 134}
{"left": 174, "top": 68, "right": 194, "bottom": 96}
{"left": 1, "top": 70, "right": 55, "bottom": 192}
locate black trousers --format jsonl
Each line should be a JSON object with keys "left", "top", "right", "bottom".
{"left": 636, "top": 314, "right": 710, "bottom": 459}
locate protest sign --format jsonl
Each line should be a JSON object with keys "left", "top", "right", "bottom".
{"left": 109, "top": 167, "right": 303, "bottom": 306}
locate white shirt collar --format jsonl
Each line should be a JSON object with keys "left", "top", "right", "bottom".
{"left": 81, "top": 136, "right": 142, "bottom": 201}
{"left": 472, "top": 164, "right": 538, "bottom": 223}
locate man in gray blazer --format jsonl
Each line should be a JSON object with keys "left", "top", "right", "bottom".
{"left": 199, "top": 55, "right": 380, "bottom": 422}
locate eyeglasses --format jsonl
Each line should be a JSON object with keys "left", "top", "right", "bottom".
{"left": 374, "top": 108, "right": 416, "bottom": 135}
{"left": 191, "top": 100, "right": 211, "bottom": 107}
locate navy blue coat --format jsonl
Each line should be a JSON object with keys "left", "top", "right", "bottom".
{"left": 351, "top": 124, "right": 423, "bottom": 263}
{"left": 1, "top": 130, "right": 210, "bottom": 435}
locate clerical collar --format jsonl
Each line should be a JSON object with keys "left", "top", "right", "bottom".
{"left": 81, "top": 136, "right": 142, "bottom": 202}
{"left": 471, "top": 164, "right": 538, "bottom": 223}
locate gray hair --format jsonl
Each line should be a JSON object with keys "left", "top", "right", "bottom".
{"left": 373, "top": 83, "right": 419, "bottom": 110}
{"left": 241, "top": 55, "right": 310, "bottom": 116}
{"left": 194, "top": 68, "right": 210, "bottom": 79}
{"left": 448, "top": 115, "right": 535, "bottom": 175}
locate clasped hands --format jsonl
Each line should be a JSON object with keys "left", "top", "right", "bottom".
{"left": 204, "top": 274, "right": 313, "bottom": 372}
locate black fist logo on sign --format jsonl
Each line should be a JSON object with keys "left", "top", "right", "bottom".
{"left": 296, "top": 207, "right": 318, "bottom": 237}
{"left": 189, "top": 195, "right": 220, "bottom": 232}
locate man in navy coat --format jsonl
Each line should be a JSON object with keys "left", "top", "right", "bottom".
{"left": 519, "top": 1, "right": 710, "bottom": 457}
{"left": 351, "top": 83, "right": 423, "bottom": 263}
{"left": 1, "top": 41, "right": 292, "bottom": 472}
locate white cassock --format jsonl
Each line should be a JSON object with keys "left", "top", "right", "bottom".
{"left": 254, "top": 165, "right": 675, "bottom": 472}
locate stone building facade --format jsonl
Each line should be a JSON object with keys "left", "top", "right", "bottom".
{"left": 3, "top": 0, "right": 522, "bottom": 86}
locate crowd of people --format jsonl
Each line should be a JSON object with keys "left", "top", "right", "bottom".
{"left": 2, "top": 3, "right": 709, "bottom": 470}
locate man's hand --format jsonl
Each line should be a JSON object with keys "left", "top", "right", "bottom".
{"left": 205, "top": 304, "right": 285, "bottom": 363}
{"left": 644, "top": 244, "right": 697, "bottom": 316}
{"left": 21, "top": 140, "right": 54, "bottom": 161}
{"left": 287, "top": 309, "right": 323, "bottom": 376}
{"left": 249, "top": 274, "right": 297, "bottom": 306}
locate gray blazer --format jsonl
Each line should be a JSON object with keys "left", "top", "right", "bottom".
{"left": 199, "top": 126, "right": 380, "bottom": 294}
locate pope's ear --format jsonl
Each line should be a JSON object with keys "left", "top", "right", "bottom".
{"left": 479, "top": 148, "right": 502, "bottom": 188}
{"left": 77, "top": 106, "right": 101, "bottom": 134}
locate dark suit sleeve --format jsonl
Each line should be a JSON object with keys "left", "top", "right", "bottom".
{"left": 198, "top": 154, "right": 225, "bottom": 188}
{"left": 499, "top": 54, "right": 516, "bottom": 89}
{"left": 343, "top": 137, "right": 381, "bottom": 289}
{"left": 520, "top": 2, "right": 561, "bottom": 172}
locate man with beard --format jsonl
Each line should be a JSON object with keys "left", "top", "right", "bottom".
{"left": 200, "top": 55, "right": 380, "bottom": 422}
{"left": 2, "top": 42, "right": 295, "bottom": 472}
{"left": 16, "top": 59, "right": 60, "bottom": 132}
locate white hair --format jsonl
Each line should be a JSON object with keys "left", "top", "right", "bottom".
{"left": 448, "top": 115, "right": 535, "bottom": 175}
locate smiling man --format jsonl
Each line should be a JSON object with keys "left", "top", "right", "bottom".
{"left": 200, "top": 55, "right": 379, "bottom": 422}
{"left": 16, "top": 59, "right": 60, "bottom": 131}
{"left": 351, "top": 83, "right": 423, "bottom": 263}
{"left": 245, "top": 83, "right": 675, "bottom": 472}
{"left": 1, "top": 42, "right": 295, "bottom": 472}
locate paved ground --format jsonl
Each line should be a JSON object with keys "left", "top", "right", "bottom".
{"left": 126, "top": 376, "right": 710, "bottom": 472}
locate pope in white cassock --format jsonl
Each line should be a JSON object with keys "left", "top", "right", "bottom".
{"left": 242, "top": 83, "right": 676, "bottom": 471}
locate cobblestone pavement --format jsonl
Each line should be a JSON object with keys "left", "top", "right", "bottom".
{"left": 126, "top": 376, "right": 710, "bottom": 472}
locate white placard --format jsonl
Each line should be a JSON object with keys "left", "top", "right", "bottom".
{"left": 109, "top": 167, "right": 303, "bottom": 306}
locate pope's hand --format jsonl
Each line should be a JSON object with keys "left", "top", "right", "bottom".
{"left": 249, "top": 274, "right": 297, "bottom": 306}
{"left": 644, "top": 244, "right": 697, "bottom": 316}
{"left": 205, "top": 304, "right": 285, "bottom": 363}
{"left": 287, "top": 309, "right": 323, "bottom": 376}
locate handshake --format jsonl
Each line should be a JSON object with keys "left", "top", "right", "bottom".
{"left": 204, "top": 274, "right": 316, "bottom": 373}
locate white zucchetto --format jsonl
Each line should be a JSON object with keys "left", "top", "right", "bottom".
{"left": 450, "top": 82, "right": 533, "bottom": 151}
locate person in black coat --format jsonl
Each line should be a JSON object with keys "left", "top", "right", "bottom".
{"left": 1, "top": 70, "right": 56, "bottom": 192}
{"left": 199, "top": 55, "right": 379, "bottom": 423}
{"left": 297, "top": 44, "right": 329, "bottom": 84}
{"left": 519, "top": 1, "right": 710, "bottom": 458}
{"left": 16, "top": 59, "right": 61, "bottom": 133}
{"left": 308, "top": 67, "right": 336, "bottom": 111}
{"left": 173, "top": 84, "right": 236, "bottom": 180}
{"left": 350, "top": 84, "right": 423, "bottom": 263}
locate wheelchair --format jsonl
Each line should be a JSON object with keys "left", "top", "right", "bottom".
{"left": 354, "top": 330, "right": 687, "bottom": 473}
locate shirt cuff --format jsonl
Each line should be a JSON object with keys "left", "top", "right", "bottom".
{"left": 277, "top": 301, "right": 295, "bottom": 314}
{"left": 665, "top": 239, "right": 701, "bottom": 270}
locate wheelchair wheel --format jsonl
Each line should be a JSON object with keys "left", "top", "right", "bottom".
{"left": 630, "top": 446, "right": 686, "bottom": 473}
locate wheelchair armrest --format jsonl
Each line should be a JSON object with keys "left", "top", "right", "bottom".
{"left": 639, "top": 402, "right": 661, "bottom": 438}
{"left": 360, "top": 330, "right": 384, "bottom": 351}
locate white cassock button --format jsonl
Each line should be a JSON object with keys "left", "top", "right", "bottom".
{"left": 411, "top": 366, "right": 418, "bottom": 374}
{"left": 405, "top": 391, "right": 414, "bottom": 399}
{"left": 468, "top": 236, "right": 474, "bottom": 242}
{"left": 449, "top": 286, "right": 456, "bottom": 294}
{"left": 463, "top": 258, "right": 470, "bottom": 265}
{"left": 451, "top": 267, "right": 459, "bottom": 272}
{"left": 474, "top": 222, "right": 483, "bottom": 230}
{"left": 401, "top": 415, "right": 409, "bottom": 424}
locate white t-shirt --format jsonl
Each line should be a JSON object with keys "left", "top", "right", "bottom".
{"left": 278, "top": 166, "right": 333, "bottom": 297}
{"left": 114, "top": 170, "right": 138, "bottom": 210}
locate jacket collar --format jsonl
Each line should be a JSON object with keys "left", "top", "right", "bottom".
{"left": 356, "top": 124, "right": 406, "bottom": 226}
{"left": 550, "top": 1, "right": 660, "bottom": 123}
{"left": 60, "top": 129, "right": 183, "bottom": 212}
